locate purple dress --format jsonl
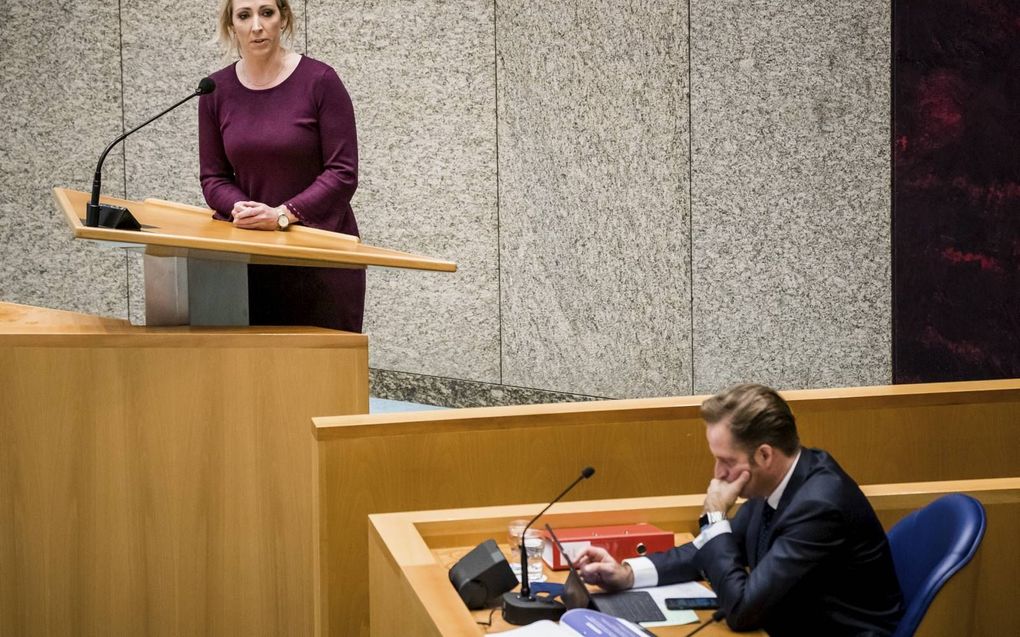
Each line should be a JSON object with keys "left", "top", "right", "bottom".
{"left": 198, "top": 55, "right": 365, "bottom": 332}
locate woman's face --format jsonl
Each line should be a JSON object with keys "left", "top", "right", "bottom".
{"left": 231, "top": 1, "right": 286, "bottom": 59}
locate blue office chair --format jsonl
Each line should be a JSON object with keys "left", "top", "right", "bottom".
{"left": 887, "top": 493, "right": 986, "bottom": 637}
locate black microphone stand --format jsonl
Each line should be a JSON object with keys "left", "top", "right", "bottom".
{"left": 86, "top": 79, "right": 214, "bottom": 229}
{"left": 502, "top": 467, "right": 595, "bottom": 625}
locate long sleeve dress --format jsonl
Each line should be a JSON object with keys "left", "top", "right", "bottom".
{"left": 198, "top": 55, "right": 365, "bottom": 332}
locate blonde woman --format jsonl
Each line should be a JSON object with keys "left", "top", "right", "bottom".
{"left": 199, "top": 0, "right": 364, "bottom": 331}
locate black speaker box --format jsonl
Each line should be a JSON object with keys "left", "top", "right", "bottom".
{"left": 448, "top": 539, "right": 518, "bottom": 609}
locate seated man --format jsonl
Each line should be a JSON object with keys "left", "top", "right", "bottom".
{"left": 574, "top": 384, "right": 904, "bottom": 635}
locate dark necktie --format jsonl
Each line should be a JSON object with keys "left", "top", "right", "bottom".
{"left": 755, "top": 503, "right": 775, "bottom": 567}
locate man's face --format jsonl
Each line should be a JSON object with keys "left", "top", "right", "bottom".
{"left": 705, "top": 420, "right": 767, "bottom": 499}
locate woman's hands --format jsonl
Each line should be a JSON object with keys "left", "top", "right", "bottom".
{"left": 231, "top": 201, "right": 292, "bottom": 230}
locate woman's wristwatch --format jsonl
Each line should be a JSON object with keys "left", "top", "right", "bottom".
{"left": 276, "top": 207, "right": 290, "bottom": 230}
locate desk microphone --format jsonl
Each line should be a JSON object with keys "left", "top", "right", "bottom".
{"left": 502, "top": 466, "right": 595, "bottom": 625}
{"left": 85, "top": 77, "right": 216, "bottom": 230}
{"left": 684, "top": 609, "right": 725, "bottom": 636}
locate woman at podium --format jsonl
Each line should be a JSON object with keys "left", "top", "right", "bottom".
{"left": 198, "top": 0, "right": 365, "bottom": 332}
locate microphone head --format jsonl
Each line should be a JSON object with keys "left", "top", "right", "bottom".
{"left": 196, "top": 77, "right": 216, "bottom": 95}
{"left": 581, "top": 466, "right": 595, "bottom": 479}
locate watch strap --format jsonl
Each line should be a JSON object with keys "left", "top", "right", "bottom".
{"left": 698, "top": 511, "right": 726, "bottom": 530}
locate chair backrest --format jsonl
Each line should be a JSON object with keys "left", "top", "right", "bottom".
{"left": 887, "top": 493, "right": 986, "bottom": 637}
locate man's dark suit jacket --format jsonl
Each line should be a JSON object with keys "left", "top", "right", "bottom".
{"left": 648, "top": 448, "right": 903, "bottom": 635}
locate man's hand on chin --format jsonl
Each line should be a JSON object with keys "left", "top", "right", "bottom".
{"left": 703, "top": 470, "right": 751, "bottom": 514}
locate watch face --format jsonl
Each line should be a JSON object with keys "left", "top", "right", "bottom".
{"left": 277, "top": 213, "right": 290, "bottom": 229}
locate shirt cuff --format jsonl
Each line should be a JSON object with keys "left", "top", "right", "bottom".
{"left": 623, "top": 556, "right": 659, "bottom": 589}
{"left": 693, "top": 520, "right": 733, "bottom": 549}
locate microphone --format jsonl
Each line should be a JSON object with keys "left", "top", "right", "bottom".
{"left": 85, "top": 77, "right": 216, "bottom": 230}
{"left": 517, "top": 465, "right": 595, "bottom": 599}
{"left": 684, "top": 609, "right": 725, "bottom": 636}
{"left": 502, "top": 466, "right": 595, "bottom": 625}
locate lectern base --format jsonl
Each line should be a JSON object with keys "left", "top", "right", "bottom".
{"left": 142, "top": 254, "right": 249, "bottom": 326}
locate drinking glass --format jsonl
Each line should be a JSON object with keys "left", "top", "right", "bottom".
{"left": 507, "top": 520, "right": 546, "bottom": 583}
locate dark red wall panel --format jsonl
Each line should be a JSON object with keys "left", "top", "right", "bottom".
{"left": 893, "top": 0, "right": 1020, "bottom": 382}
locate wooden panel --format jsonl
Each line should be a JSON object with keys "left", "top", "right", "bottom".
{"left": 956, "top": 495, "right": 1019, "bottom": 636}
{"left": 0, "top": 301, "right": 366, "bottom": 346}
{"left": 0, "top": 308, "right": 368, "bottom": 637}
{"left": 368, "top": 479, "right": 1020, "bottom": 636}
{"left": 313, "top": 380, "right": 1020, "bottom": 636}
{"left": 368, "top": 529, "right": 446, "bottom": 637}
{"left": 54, "top": 188, "right": 457, "bottom": 272}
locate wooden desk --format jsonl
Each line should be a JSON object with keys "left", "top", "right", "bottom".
{"left": 315, "top": 379, "right": 1020, "bottom": 636}
{"left": 367, "top": 478, "right": 1020, "bottom": 637}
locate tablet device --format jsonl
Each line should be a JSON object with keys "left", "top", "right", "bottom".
{"left": 545, "top": 523, "right": 666, "bottom": 623}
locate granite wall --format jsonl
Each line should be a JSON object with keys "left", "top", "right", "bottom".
{"left": 0, "top": 1, "right": 891, "bottom": 404}
{"left": 1, "top": 2, "right": 129, "bottom": 317}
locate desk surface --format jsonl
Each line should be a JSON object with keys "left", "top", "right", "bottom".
{"left": 367, "top": 494, "right": 766, "bottom": 637}
{"left": 430, "top": 538, "right": 739, "bottom": 636}
{"left": 0, "top": 301, "right": 367, "bottom": 348}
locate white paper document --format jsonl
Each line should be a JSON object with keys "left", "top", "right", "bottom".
{"left": 502, "top": 582, "right": 718, "bottom": 633}
{"left": 500, "top": 608, "right": 651, "bottom": 636}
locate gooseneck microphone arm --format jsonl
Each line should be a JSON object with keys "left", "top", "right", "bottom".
{"left": 518, "top": 466, "right": 595, "bottom": 598}
{"left": 502, "top": 466, "right": 596, "bottom": 625}
{"left": 86, "top": 77, "right": 216, "bottom": 228}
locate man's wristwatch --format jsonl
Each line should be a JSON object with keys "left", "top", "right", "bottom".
{"left": 276, "top": 208, "right": 290, "bottom": 230}
{"left": 698, "top": 511, "right": 726, "bottom": 531}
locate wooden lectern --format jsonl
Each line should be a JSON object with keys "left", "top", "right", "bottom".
{"left": 53, "top": 187, "right": 456, "bottom": 325}
{"left": 0, "top": 190, "right": 456, "bottom": 636}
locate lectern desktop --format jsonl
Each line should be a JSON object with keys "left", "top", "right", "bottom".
{"left": 53, "top": 187, "right": 456, "bottom": 326}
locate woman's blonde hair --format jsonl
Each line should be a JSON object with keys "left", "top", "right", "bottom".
{"left": 216, "top": 0, "right": 296, "bottom": 58}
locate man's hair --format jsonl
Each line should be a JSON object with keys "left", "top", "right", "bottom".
{"left": 700, "top": 383, "right": 800, "bottom": 456}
